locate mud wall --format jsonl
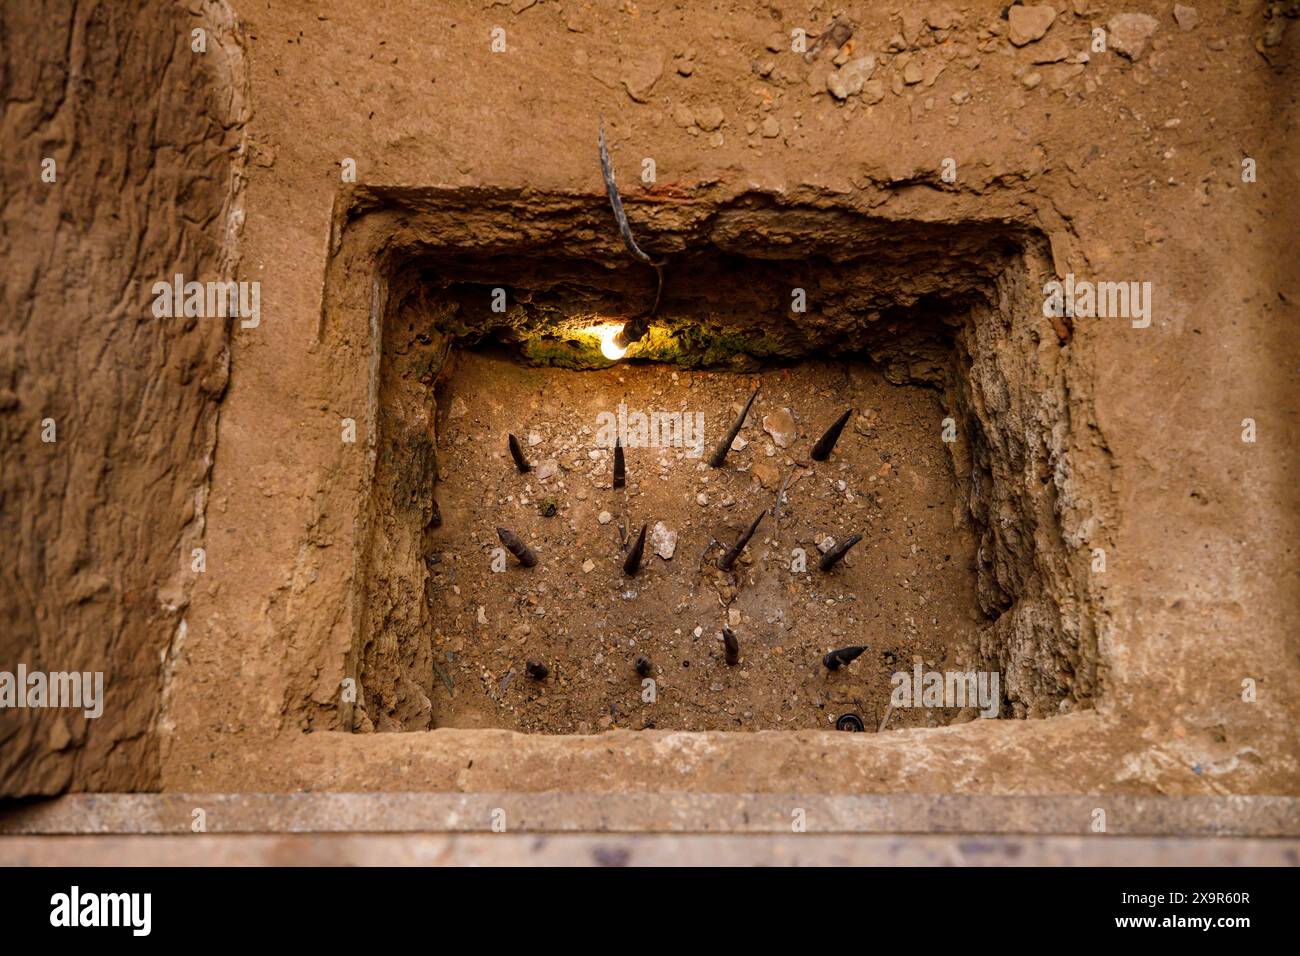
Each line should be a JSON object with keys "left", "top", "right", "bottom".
{"left": 0, "top": 0, "right": 246, "bottom": 795}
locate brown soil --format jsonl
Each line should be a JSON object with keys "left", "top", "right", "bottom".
{"left": 408, "top": 351, "right": 979, "bottom": 733}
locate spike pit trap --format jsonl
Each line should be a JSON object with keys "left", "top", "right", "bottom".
{"left": 329, "top": 173, "right": 1098, "bottom": 734}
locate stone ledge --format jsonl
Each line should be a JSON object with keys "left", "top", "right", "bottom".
{"left": 1, "top": 833, "right": 1296, "bottom": 866}
{"left": 3, "top": 793, "right": 1296, "bottom": 836}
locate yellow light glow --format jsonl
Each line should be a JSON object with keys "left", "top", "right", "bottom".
{"left": 596, "top": 323, "right": 628, "bottom": 361}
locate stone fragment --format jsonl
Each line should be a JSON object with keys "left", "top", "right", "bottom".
{"left": 1107, "top": 13, "right": 1159, "bottom": 60}
{"left": 695, "top": 105, "right": 724, "bottom": 131}
{"left": 652, "top": 521, "right": 677, "bottom": 560}
{"left": 1174, "top": 5, "right": 1199, "bottom": 32}
{"left": 622, "top": 50, "right": 664, "bottom": 102}
{"left": 752, "top": 461, "right": 781, "bottom": 490}
{"left": 827, "top": 55, "right": 875, "bottom": 99}
{"left": 762, "top": 407, "right": 797, "bottom": 447}
{"left": 1008, "top": 4, "right": 1057, "bottom": 46}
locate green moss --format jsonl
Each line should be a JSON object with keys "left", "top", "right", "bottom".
{"left": 427, "top": 306, "right": 806, "bottom": 370}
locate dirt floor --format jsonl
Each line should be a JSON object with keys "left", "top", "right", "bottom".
{"left": 415, "top": 351, "right": 980, "bottom": 732}
{"left": 3, "top": 0, "right": 1298, "bottom": 798}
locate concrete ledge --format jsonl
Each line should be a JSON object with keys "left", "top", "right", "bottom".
{"left": 2, "top": 793, "right": 1297, "bottom": 836}
{"left": 1, "top": 833, "right": 1297, "bottom": 866}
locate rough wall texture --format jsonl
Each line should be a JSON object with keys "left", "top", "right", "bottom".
{"left": 0, "top": 0, "right": 247, "bottom": 794}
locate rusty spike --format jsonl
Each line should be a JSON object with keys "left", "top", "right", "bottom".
{"left": 810, "top": 408, "right": 853, "bottom": 462}
{"left": 708, "top": 388, "right": 759, "bottom": 468}
{"left": 508, "top": 433, "right": 531, "bottom": 473}
{"left": 718, "top": 508, "right": 767, "bottom": 572}
{"left": 623, "top": 523, "right": 647, "bottom": 576}
{"left": 497, "top": 526, "right": 538, "bottom": 567}
{"left": 721, "top": 626, "right": 740, "bottom": 666}
{"left": 818, "top": 534, "right": 862, "bottom": 572}
{"left": 823, "top": 645, "right": 867, "bottom": 671}
{"left": 613, "top": 439, "right": 626, "bottom": 489}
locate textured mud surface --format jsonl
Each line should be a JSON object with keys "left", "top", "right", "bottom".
{"left": 2, "top": 1, "right": 1297, "bottom": 797}
{"left": 0, "top": 0, "right": 246, "bottom": 793}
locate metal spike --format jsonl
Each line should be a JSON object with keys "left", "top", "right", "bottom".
{"left": 721, "top": 626, "right": 740, "bottom": 666}
{"left": 634, "top": 655, "right": 653, "bottom": 677}
{"left": 823, "top": 645, "right": 867, "bottom": 671}
{"left": 818, "top": 534, "right": 862, "bottom": 571}
{"left": 718, "top": 508, "right": 767, "bottom": 572}
{"left": 496, "top": 526, "right": 538, "bottom": 567}
{"left": 613, "top": 439, "right": 626, "bottom": 489}
{"left": 810, "top": 408, "right": 853, "bottom": 461}
{"left": 708, "top": 387, "right": 759, "bottom": 468}
{"left": 623, "top": 523, "right": 647, "bottom": 576}
{"left": 835, "top": 712, "right": 865, "bottom": 731}
{"left": 508, "top": 433, "right": 530, "bottom": 473}
{"left": 525, "top": 659, "right": 549, "bottom": 680}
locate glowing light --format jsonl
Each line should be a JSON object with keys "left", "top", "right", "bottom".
{"left": 596, "top": 323, "right": 628, "bottom": 361}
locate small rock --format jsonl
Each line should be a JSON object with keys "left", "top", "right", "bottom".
{"left": 760, "top": 115, "right": 781, "bottom": 138}
{"left": 582, "top": 558, "right": 595, "bottom": 573}
{"left": 862, "top": 79, "right": 886, "bottom": 104}
{"left": 536, "top": 460, "right": 558, "bottom": 481}
{"left": 752, "top": 461, "right": 781, "bottom": 490}
{"left": 1008, "top": 4, "right": 1057, "bottom": 46}
{"left": 652, "top": 521, "right": 677, "bottom": 560}
{"left": 817, "top": 536, "right": 836, "bottom": 554}
{"left": 902, "top": 59, "right": 924, "bottom": 84}
{"left": 447, "top": 396, "right": 468, "bottom": 419}
{"left": 762, "top": 407, "right": 797, "bottom": 448}
{"left": 622, "top": 50, "right": 664, "bottom": 102}
{"left": 731, "top": 435, "right": 748, "bottom": 451}
{"left": 827, "top": 55, "right": 875, "bottom": 99}
{"left": 1107, "top": 13, "right": 1159, "bottom": 60}
{"left": 728, "top": 607, "right": 742, "bottom": 626}
{"left": 1031, "top": 40, "right": 1070, "bottom": 63}
{"left": 900, "top": 9, "right": 927, "bottom": 46}
{"left": 1173, "top": 5, "right": 1198, "bottom": 32}
{"left": 1021, "top": 70, "right": 1043, "bottom": 89}
{"left": 598, "top": 510, "right": 613, "bottom": 524}
{"left": 672, "top": 104, "right": 695, "bottom": 128}
{"left": 696, "top": 492, "right": 708, "bottom": 506}
{"left": 527, "top": 431, "right": 543, "bottom": 446}
{"left": 695, "top": 105, "right": 724, "bottom": 131}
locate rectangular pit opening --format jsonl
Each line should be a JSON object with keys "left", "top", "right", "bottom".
{"left": 340, "top": 194, "right": 1106, "bottom": 734}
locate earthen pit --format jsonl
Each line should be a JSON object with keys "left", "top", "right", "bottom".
{"left": 340, "top": 195, "right": 1111, "bottom": 734}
